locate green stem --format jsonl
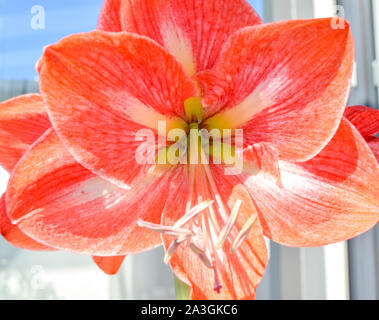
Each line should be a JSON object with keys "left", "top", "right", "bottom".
{"left": 174, "top": 276, "right": 191, "bottom": 300}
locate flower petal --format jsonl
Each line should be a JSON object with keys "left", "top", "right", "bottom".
{"left": 97, "top": 0, "right": 262, "bottom": 75}
{"left": 0, "top": 194, "right": 54, "bottom": 251}
{"left": 201, "top": 19, "right": 354, "bottom": 162}
{"left": 96, "top": 0, "right": 123, "bottom": 32}
{"left": 0, "top": 94, "right": 54, "bottom": 251}
{"left": 0, "top": 94, "right": 50, "bottom": 172}
{"left": 38, "top": 31, "right": 196, "bottom": 188}
{"left": 344, "top": 106, "right": 379, "bottom": 137}
{"left": 92, "top": 256, "right": 126, "bottom": 275}
{"left": 243, "top": 118, "right": 379, "bottom": 247}
{"left": 6, "top": 129, "right": 171, "bottom": 255}
{"left": 162, "top": 165, "right": 267, "bottom": 300}
{"left": 242, "top": 143, "right": 281, "bottom": 186}
{"left": 366, "top": 136, "right": 379, "bottom": 162}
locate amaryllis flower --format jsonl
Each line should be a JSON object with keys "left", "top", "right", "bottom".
{"left": 0, "top": 94, "right": 126, "bottom": 275}
{"left": 345, "top": 106, "right": 379, "bottom": 161}
{"left": 2, "top": 0, "right": 379, "bottom": 300}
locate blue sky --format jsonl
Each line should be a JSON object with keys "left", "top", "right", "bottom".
{"left": 0, "top": 0, "right": 264, "bottom": 80}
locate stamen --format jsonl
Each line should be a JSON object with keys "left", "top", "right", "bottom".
{"left": 174, "top": 200, "right": 214, "bottom": 228}
{"left": 185, "top": 164, "right": 195, "bottom": 213}
{"left": 198, "top": 167, "right": 221, "bottom": 231}
{"left": 189, "top": 243, "right": 213, "bottom": 269}
{"left": 230, "top": 214, "right": 257, "bottom": 253}
{"left": 215, "top": 199, "right": 242, "bottom": 249}
{"left": 163, "top": 236, "right": 188, "bottom": 264}
{"left": 201, "top": 152, "right": 228, "bottom": 221}
{"left": 137, "top": 220, "right": 193, "bottom": 238}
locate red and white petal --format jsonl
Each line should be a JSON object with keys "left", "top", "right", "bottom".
{"left": 0, "top": 194, "right": 54, "bottom": 251}
{"left": 0, "top": 94, "right": 53, "bottom": 251}
{"left": 92, "top": 256, "right": 126, "bottom": 275}
{"left": 243, "top": 118, "right": 379, "bottom": 247}
{"left": 38, "top": 31, "right": 196, "bottom": 188}
{"left": 344, "top": 106, "right": 379, "bottom": 137}
{"left": 242, "top": 143, "right": 281, "bottom": 186}
{"left": 202, "top": 19, "right": 354, "bottom": 162}
{"left": 0, "top": 94, "right": 50, "bottom": 172}
{"left": 6, "top": 129, "right": 172, "bottom": 256}
{"left": 195, "top": 70, "right": 231, "bottom": 108}
{"left": 96, "top": 0, "right": 123, "bottom": 32}
{"left": 366, "top": 136, "right": 379, "bottom": 162}
{"left": 97, "top": 0, "right": 262, "bottom": 75}
{"left": 162, "top": 165, "right": 267, "bottom": 300}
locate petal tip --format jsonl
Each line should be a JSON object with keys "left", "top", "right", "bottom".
{"left": 92, "top": 256, "right": 126, "bottom": 275}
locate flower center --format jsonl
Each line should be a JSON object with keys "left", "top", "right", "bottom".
{"left": 140, "top": 97, "right": 257, "bottom": 294}
{"left": 183, "top": 97, "right": 239, "bottom": 165}
{"left": 184, "top": 97, "right": 204, "bottom": 124}
{"left": 154, "top": 96, "right": 243, "bottom": 167}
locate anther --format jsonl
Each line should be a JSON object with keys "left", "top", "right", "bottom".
{"left": 164, "top": 236, "right": 188, "bottom": 264}
{"left": 174, "top": 200, "right": 214, "bottom": 228}
{"left": 189, "top": 243, "right": 213, "bottom": 269}
{"left": 216, "top": 199, "right": 242, "bottom": 249}
{"left": 230, "top": 214, "right": 257, "bottom": 253}
{"left": 137, "top": 220, "right": 193, "bottom": 238}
